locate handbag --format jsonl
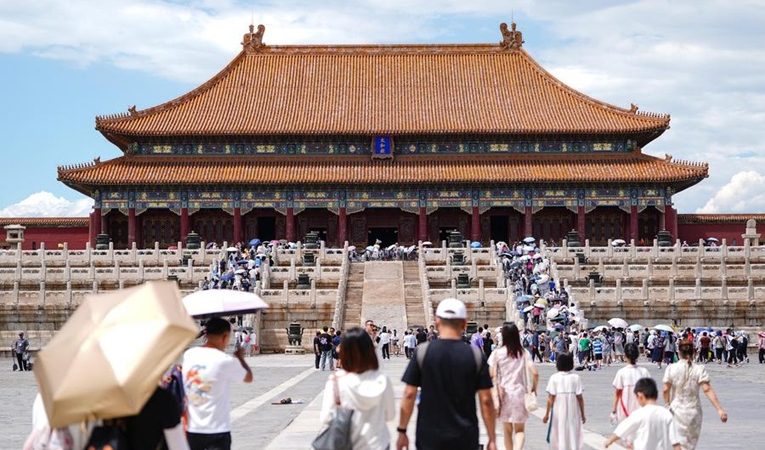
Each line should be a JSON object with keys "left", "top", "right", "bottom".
{"left": 312, "top": 374, "right": 353, "bottom": 450}
{"left": 523, "top": 353, "right": 538, "bottom": 412}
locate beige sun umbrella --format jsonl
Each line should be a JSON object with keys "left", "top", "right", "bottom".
{"left": 34, "top": 281, "right": 199, "bottom": 428}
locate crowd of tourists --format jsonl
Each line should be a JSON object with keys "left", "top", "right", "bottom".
{"left": 314, "top": 298, "right": 731, "bottom": 450}
{"left": 347, "top": 241, "right": 418, "bottom": 261}
{"left": 199, "top": 241, "right": 278, "bottom": 291}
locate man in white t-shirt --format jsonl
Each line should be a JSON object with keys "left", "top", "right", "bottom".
{"left": 604, "top": 378, "right": 680, "bottom": 450}
{"left": 183, "top": 318, "right": 253, "bottom": 450}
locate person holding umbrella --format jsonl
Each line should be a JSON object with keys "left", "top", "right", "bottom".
{"left": 183, "top": 318, "right": 253, "bottom": 450}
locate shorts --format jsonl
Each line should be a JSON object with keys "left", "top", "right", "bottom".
{"left": 595, "top": 353, "right": 603, "bottom": 360}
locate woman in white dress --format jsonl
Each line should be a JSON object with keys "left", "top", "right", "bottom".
{"left": 488, "top": 323, "right": 539, "bottom": 450}
{"left": 543, "top": 352, "right": 585, "bottom": 450}
{"left": 611, "top": 343, "right": 650, "bottom": 444}
{"left": 663, "top": 339, "right": 728, "bottom": 450}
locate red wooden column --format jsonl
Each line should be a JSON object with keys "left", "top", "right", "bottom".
{"left": 90, "top": 208, "right": 101, "bottom": 245}
{"left": 286, "top": 207, "right": 295, "bottom": 242}
{"left": 127, "top": 207, "right": 136, "bottom": 246}
{"left": 233, "top": 207, "right": 242, "bottom": 244}
{"left": 659, "top": 209, "right": 666, "bottom": 231}
{"left": 629, "top": 205, "right": 638, "bottom": 242}
{"left": 577, "top": 205, "right": 586, "bottom": 240}
{"left": 523, "top": 206, "right": 533, "bottom": 237}
{"left": 471, "top": 206, "right": 481, "bottom": 243}
{"left": 338, "top": 207, "right": 348, "bottom": 244}
{"left": 418, "top": 207, "right": 428, "bottom": 242}
{"left": 666, "top": 205, "right": 677, "bottom": 240}
{"left": 180, "top": 207, "right": 189, "bottom": 243}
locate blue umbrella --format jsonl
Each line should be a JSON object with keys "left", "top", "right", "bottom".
{"left": 249, "top": 238, "right": 261, "bottom": 247}
{"left": 220, "top": 272, "right": 234, "bottom": 282}
{"left": 470, "top": 241, "right": 481, "bottom": 249}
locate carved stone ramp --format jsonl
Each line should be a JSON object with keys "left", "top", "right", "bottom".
{"left": 360, "top": 261, "right": 406, "bottom": 335}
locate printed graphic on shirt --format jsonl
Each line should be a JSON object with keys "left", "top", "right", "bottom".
{"left": 185, "top": 365, "right": 213, "bottom": 406}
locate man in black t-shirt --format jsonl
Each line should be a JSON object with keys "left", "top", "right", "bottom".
{"left": 312, "top": 331, "right": 321, "bottom": 369}
{"left": 415, "top": 328, "right": 427, "bottom": 345}
{"left": 319, "top": 326, "right": 334, "bottom": 371}
{"left": 397, "top": 298, "right": 496, "bottom": 450}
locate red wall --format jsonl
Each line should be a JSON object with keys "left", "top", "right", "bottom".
{"left": 677, "top": 222, "right": 765, "bottom": 246}
{"left": 21, "top": 226, "right": 90, "bottom": 250}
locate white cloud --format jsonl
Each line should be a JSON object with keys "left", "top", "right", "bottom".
{"left": 0, "top": 192, "right": 92, "bottom": 217}
{"left": 697, "top": 171, "right": 765, "bottom": 214}
{"left": 2, "top": 0, "right": 765, "bottom": 212}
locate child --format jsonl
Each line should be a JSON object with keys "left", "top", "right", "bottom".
{"left": 604, "top": 378, "right": 680, "bottom": 450}
{"left": 543, "top": 352, "right": 585, "bottom": 450}
{"left": 592, "top": 335, "right": 604, "bottom": 369}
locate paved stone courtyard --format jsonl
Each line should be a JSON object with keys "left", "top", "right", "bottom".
{"left": 3, "top": 354, "right": 760, "bottom": 449}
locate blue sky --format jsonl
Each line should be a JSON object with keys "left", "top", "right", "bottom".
{"left": 1, "top": 0, "right": 764, "bottom": 216}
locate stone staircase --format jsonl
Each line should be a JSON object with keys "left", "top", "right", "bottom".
{"left": 360, "top": 262, "right": 406, "bottom": 334}
{"left": 403, "top": 261, "right": 426, "bottom": 329}
{"left": 343, "top": 262, "right": 365, "bottom": 330}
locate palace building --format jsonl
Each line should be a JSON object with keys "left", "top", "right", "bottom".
{"left": 58, "top": 23, "right": 708, "bottom": 249}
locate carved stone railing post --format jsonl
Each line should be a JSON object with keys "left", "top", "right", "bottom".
{"left": 615, "top": 278, "right": 622, "bottom": 305}
{"left": 451, "top": 278, "right": 457, "bottom": 298}
{"left": 573, "top": 256, "right": 581, "bottom": 280}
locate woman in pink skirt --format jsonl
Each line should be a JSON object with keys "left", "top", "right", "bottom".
{"left": 489, "top": 323, "right": 539, "bottom": 450}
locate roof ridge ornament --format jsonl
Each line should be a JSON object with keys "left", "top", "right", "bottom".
{"left": 242, "top": 24, "right": 266, "bottom": 52}
{"left": 499, "top": 22, "right": 524, "bottom": 50}
{"left": 629, "top": 103, "right": 639, "bottom": 113}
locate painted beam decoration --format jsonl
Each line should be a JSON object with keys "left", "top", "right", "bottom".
{"left": 129, "top": 138, "right": 637, "bottom": 156}
{"left": 95, "top": 184, "right": 668, "bottom": 212}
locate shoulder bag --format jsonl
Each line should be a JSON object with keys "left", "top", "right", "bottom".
{"left": 312, "top": 375, "right": 353, "bottom": 450}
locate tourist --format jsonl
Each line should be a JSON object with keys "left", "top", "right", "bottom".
{"left": 663, "top": 332, "right": 676, "bottom": 366}
{"left": 483, "top": 331, "right": 494, "bottom": 358}
{"left": 415, "top": 327, "right": 428, "bottom": 345}
{"left": 471, "top": 327, "right": 485, "bottom": 350}
{"left": 737, "top": 331, "right": 749, "bottom": 363}
{"left": 613, "top": 329, "right": 625, "bottom": 363}
{"left": 611, "top": 343, "right": 650, "bottom": 440}
{"left": 542, "top": 352, "right": 585, "bottom": 450}
{"left": 663, "top": 340, "right": 728, "bottom": 450}
{"left": 12, "top": 331, "right": 29, "bottom": 372}
{"left": 397, "top": 298, "right": 496, "bottom": 450}
{"left": 759, "top": 331, "right": 765, "bottom": 364}
{"left": 577, "top": 332, "right": 591, "bottom": 366}
{"left": 379, "top": 326, "right": 391, "bottom": 360}
{"left": 427, "top": 324, "right": 437, "bottom": 342}
{"left": 713, "top": 331, "right": 725, "bottom": 364}
{"left": 488, "top": 323, "right": 538, "bottom": 450}
{"left": 538, "top": 332, "right": 548, "bottom": 362}
{"left": 182, "top": 318, "right": 253, "bottom": 450}
{"left": 241, "top": 330, "right": 252, "bottom": 357}
{"left": 319, "top": 327, "right": 395, "bottom": 450}
{"left": 529, "top": 331, "right": 543, "bottom": 363}
{"left": 313, "top": 331, "right": 322, "bottom": 370}
{"left": 332, "top": 330, "right": 342, "bottom": 367}
{"left": 699, "top": 332, "right": 711, "bottom": 363}
{"left": 602, "top": 331, "right": 613, "bottom": 366}
{"left": 403, "top": 330, "right": 416, "bottom": 359}
{"left": 604, "top": 378, "right": 680, "bottom": 450}
{"left": 319, "top": 326, "right": 334, "bottom": 371}
{"left": 724, "top": 329, "right": 739, "bottom": 367}
{"left": 592, "top": 333, "right": 604, "bottom": 369}
{"left": 391, "top": 329, "right": 400, "bottom": 356}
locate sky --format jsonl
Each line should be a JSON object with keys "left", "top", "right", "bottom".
{"left": 0, "top": 0, "right": 764, "bottom": 217}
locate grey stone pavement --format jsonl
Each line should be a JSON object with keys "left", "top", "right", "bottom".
{"left": 2, "top": 354, "right": 760, "bottom": 449}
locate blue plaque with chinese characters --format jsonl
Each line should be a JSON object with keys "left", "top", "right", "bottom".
{"left": 372, "top": 136, "right": 394, "bottom": 159}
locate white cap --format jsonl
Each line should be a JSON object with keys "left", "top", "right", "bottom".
{"left": 436, "top": 298, "right": 467, "bottom": 320}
